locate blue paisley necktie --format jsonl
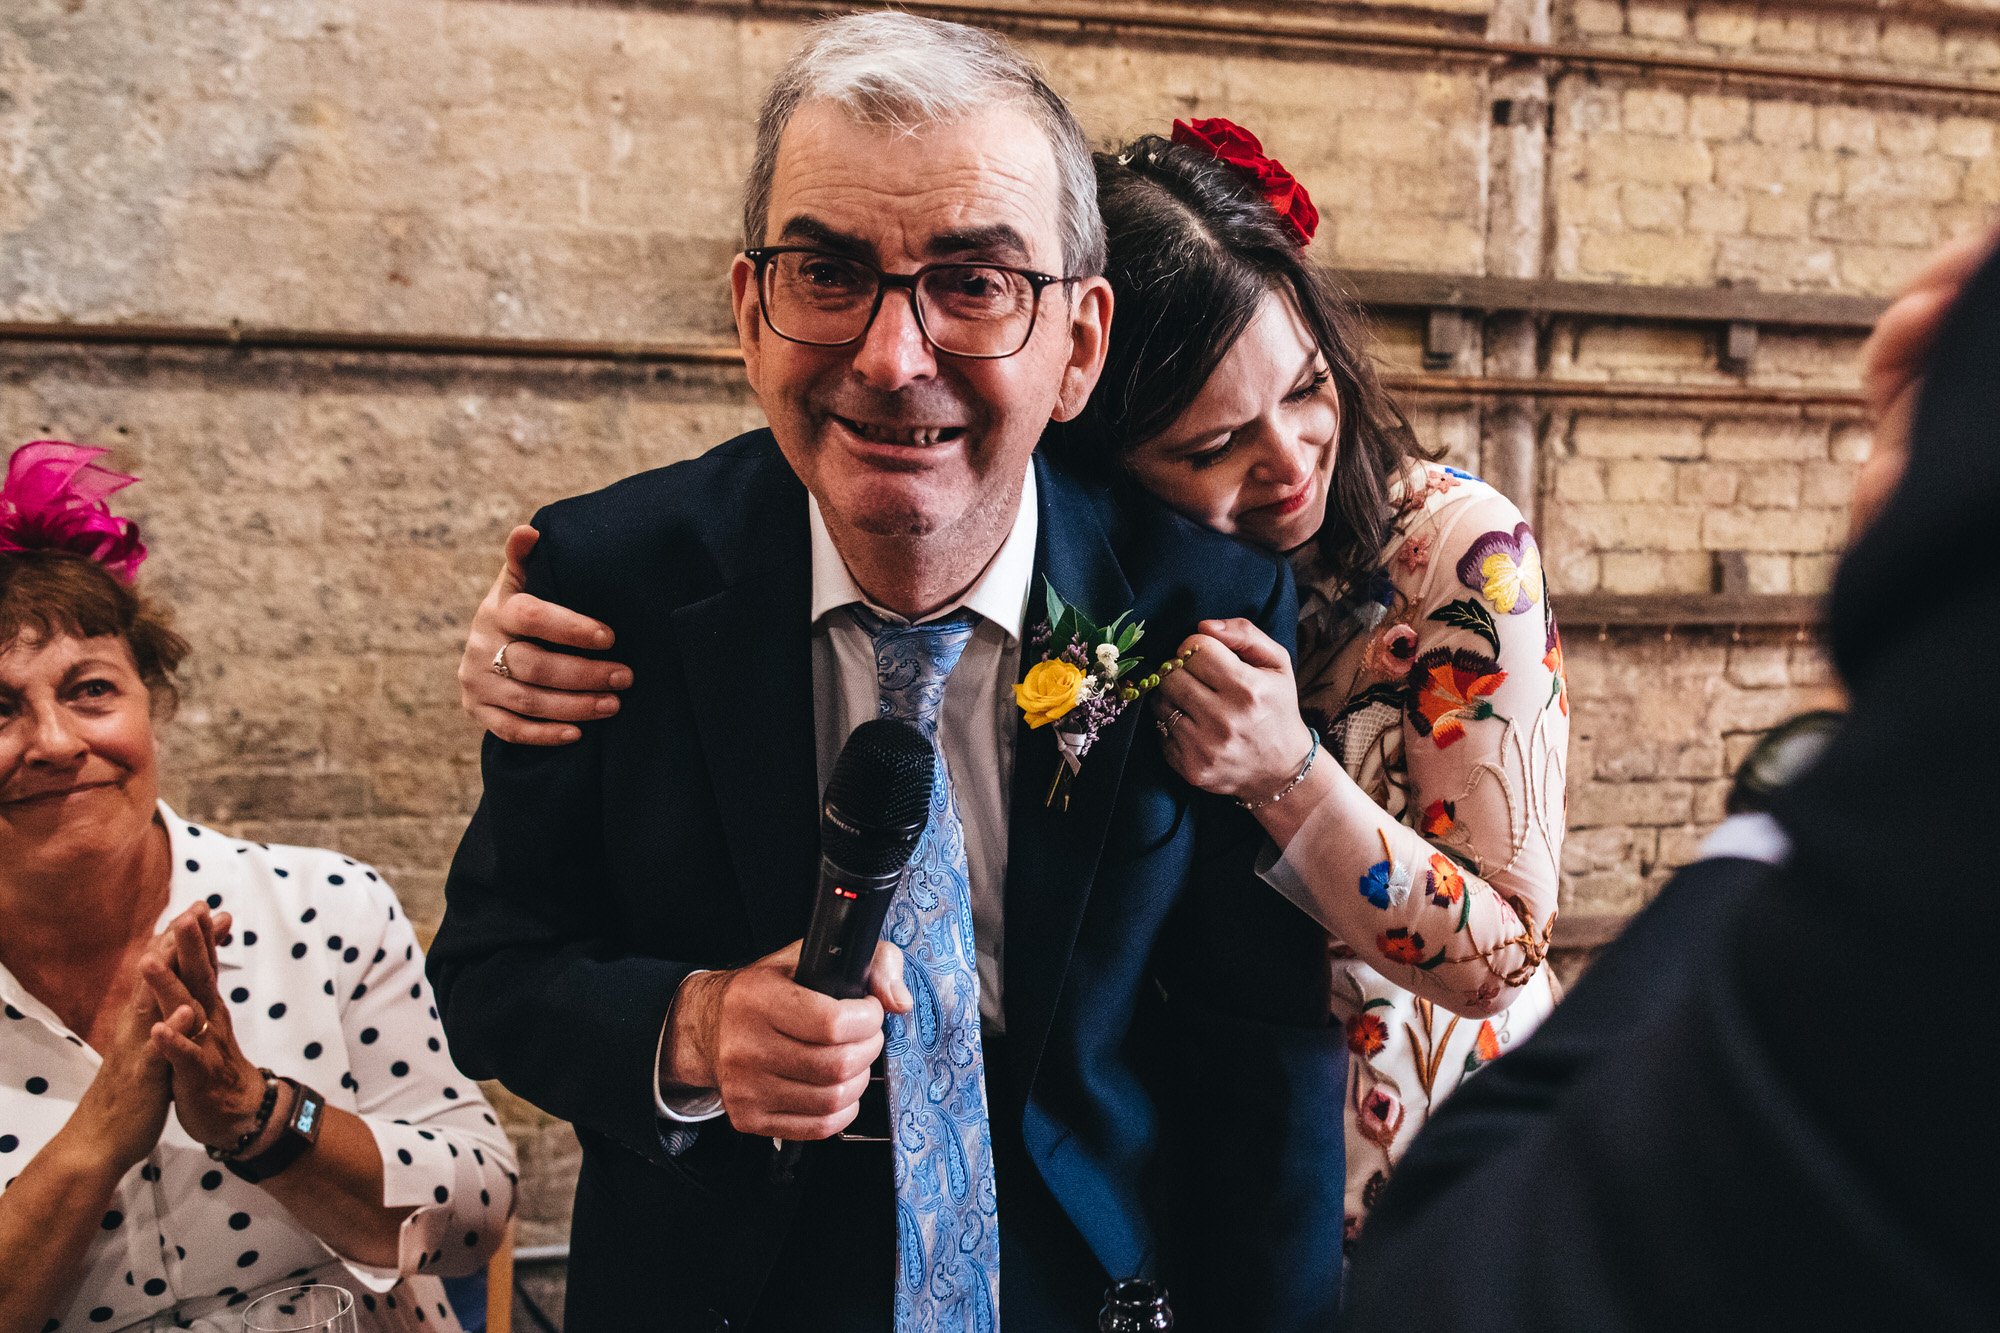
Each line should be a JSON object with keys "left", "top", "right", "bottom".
{"left": 850, "top": 606, "right": 1001, "bottom": 1333}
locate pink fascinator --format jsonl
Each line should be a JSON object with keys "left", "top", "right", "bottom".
{"left": 0, "top": 442, "right": 148, "bottom": 582}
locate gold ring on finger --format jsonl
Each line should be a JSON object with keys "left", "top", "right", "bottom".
{"left": 195, "top": 1018, "right": 210, "bottom": 1040}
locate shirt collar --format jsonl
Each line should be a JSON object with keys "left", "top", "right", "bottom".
{"left": 807, "top": 462, "right": 1039, "bottom": 642}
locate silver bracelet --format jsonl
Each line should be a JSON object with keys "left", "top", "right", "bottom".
{"left": 1236, "top": 728, "right": 1321, "bottom": 812}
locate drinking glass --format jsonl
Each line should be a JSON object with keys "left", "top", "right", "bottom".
{"left": 242, "top": 1284, "right": 358, "bottom": 1333}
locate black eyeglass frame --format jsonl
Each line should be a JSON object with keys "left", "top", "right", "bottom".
{"left": 744, "top": 246, "right": 1081, "bottom": 361}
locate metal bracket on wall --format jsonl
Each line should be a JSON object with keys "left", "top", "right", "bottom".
{"left": 1720, "top": 321, "right": 1759, "bottom": 374}
{"left": 1423, "top": 308, "right": 1474, "bottom": 372}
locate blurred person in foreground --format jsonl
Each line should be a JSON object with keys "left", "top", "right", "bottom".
{"left": 1338, "top": 226, "right": 2000, "bottom": 1331}
{"left": 0, "top": 443, "right": 515, "bottom": 1333}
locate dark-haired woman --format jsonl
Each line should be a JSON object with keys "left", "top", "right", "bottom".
{"left": 0, "top": 444, "right": 515, "bottom": 1333}
{"left": 458, "top": 120, "right": 1563, "bottom": 1245}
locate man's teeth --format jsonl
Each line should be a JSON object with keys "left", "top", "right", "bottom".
{"left": 850, "top": 420, "right": 953, "bottom": 447}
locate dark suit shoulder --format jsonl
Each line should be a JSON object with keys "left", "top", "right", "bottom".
{"left": 527, "top": 429, "right": 805, "bottom": 615}
{"left": 1040, "top": 457, "right": 1290, "bottom": 628}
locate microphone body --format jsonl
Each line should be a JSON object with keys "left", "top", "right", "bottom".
{"left": 791, "top": 718, "right": 935, "bottom": 999}
{"left": 772, "top": 719, "right": 935, "bottom": 1178}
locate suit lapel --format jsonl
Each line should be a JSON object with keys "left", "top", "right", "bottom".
{"left": 1002, "top": 456, "right": 1137, "bottom": 1094}
{"left": 673, "top": 482, "right": 822, "bottom": 954}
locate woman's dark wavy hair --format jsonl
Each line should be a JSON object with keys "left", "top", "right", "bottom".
{"left": 0, "top": 550, "right": 188, "bottom": 715}
{"left": 1046, "top": 133, "right": 1428, "bottom": 586}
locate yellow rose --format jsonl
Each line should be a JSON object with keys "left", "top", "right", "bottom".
{"left": 1015, "top": 659, "right": 1086, "bottom": 729}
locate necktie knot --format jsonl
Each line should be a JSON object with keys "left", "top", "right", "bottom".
{"left": 851, "top": 606, "right": 979, "bottom": 735}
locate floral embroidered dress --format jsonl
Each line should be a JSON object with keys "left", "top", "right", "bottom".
{"left": 1257, "top": 461, "right": 1568, "bottom": 1245}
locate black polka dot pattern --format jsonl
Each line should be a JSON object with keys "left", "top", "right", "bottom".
{"left": 200, "top": 1170, "right": 222, "bottom": 1190}
{"left": 267, "top": 1002, "right": 287, "bottom": 1019}
{"left": 88, "top": 1308, "right": 111, "bottom": 1324}
{"left": 360, "top": 1028, "right": 379, "bottom": 1044}
{"left": 143, "top": 1279, "right": 165, "bottom": 1296}
{"left": 290, "top": 942, "right": 307, "bottom": 958}
{"left": 235, "top": 1250, "right": 258, "bottom": 1268}
{"left": 228, "top": 1211, "right": 251, "bottom": 1230}
{"left": 100, "top": 1210, "right": 122, "bottom": 1230}
{"left": 303, "top": 1042, "right": 322, "bottom": 1059}
{"left": 230, "top": 987, "right": 249, "bottom": 1003}
{"left": 25, "top": 1077, "right": 46, "bottom": 1094}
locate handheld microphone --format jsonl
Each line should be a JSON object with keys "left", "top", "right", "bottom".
{"left": 794, "top": 718, "right": 936, "bottom": 999}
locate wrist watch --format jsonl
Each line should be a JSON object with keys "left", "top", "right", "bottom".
{"left": 225, "top": 1078, "right": 326, "bottom": 1183}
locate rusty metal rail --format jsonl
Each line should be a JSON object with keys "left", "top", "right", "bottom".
{"left": 0, "top": 320, "right": 1865, "bottom": 408}
{"left": 722, "top": 0, "right": 2000, "bottom": 101}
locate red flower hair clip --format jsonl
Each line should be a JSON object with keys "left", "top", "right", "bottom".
{"left": 1170, "top": 117, "right": 1319, "bottom": 247}
{"left": 0, "top": 441, "right": 148, "bottom": 581}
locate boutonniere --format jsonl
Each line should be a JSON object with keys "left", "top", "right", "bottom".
{"left": 1016, "top": 580, "right": 1190, "bottom": 809}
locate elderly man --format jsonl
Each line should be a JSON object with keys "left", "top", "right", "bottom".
{"left": 429, "top": 15, "right": 1344, "bottom": 1332}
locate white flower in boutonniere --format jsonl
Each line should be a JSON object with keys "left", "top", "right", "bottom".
{"left": 1017, "top": 579, "right": 1197, "bottom": 810}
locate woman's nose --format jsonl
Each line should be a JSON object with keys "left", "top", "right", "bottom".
{"left": 23, "top": 702, "right": 88, "bottom": 765}
{"left": 1253, "top": 430, "right": 1317, "bottom": 487}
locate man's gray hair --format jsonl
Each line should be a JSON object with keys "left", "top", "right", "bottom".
{"left": 743, "top": 12, "right": 1107, "bottom": 278}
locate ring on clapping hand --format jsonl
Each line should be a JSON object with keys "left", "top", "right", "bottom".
{"left": 491, "top": 641, "right": 516, "bottom": 679}
{"left": 195, "top": 1018, "right": 210, "bottom": 1040}
{"left": 1157, "top": 707, "right": 1186, "bottom": 740}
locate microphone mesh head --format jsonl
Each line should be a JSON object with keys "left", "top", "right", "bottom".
{"left": 822, "top": 718, "right": 937, "bottom": 876}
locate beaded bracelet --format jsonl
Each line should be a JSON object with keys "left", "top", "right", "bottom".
{"left": 1236, "top": 728, "right": 1321, "bottom": 812}
{"left": 206, "top": 1068, "right": 280, "bottom": 1162}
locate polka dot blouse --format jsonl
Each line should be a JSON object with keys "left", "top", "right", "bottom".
{"left": 0, "top": 804, "right": 518, "bottom": 1332}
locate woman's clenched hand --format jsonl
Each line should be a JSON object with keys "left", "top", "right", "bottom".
{"left": 1151, "top": 618, "right": 1316, "bottom": 801}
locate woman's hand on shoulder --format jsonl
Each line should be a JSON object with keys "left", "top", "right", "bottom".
{"left": 137, "top": 904, "right": 272, "bottom": 1153}
{"left": 458, "top": 524, "right": 634, "bottom": 746}
{"left": 1152, "top": 618, "right": 1315, "bottom": 802}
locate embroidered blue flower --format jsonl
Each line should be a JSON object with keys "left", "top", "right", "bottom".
{"left": 1442, "top": 466, "right": 1479, "bottom": 482}
{"left": 1359, "top": 860, "right": 1394, "bottom": 909}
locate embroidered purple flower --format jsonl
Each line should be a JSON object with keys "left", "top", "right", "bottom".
{"left": 1457, "top": 522, "right": 1543, "bottom": 615}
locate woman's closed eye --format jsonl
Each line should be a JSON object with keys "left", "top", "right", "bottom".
{"left": 1284, "top": 366, "right": 1332, "bottom": 405}
{"left": 1185, "top": 436, "right": 1237, "bottom": 471}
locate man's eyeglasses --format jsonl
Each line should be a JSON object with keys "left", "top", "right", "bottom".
{"left": 745, "top": 247, "right": 1080, "bottom": 360}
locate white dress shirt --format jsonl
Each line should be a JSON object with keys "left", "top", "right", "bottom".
{"left": 0, "top": 804, "right": 518, "bottom": 1332}
{"left": 657, "top": 466, "right": 1038, "bottom": 1120}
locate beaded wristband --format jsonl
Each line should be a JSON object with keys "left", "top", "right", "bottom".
{"left": 206, "top": 1068, "right": 280, "bottom": 1162}
{"left": 1236, "top": 728, "right": 1321, "bottom": 812}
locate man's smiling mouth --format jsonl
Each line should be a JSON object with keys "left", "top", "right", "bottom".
{"left": 834, "top": 416, "right": 967, "bottom": 449}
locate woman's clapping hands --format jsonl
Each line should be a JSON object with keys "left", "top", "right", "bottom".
{"left": 137, "top": 903, "right": 274, "bottom": 1153}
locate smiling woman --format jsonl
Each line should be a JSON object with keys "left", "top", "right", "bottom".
{"left": 0, "top": 445, "right": 515, "bottom": 1333}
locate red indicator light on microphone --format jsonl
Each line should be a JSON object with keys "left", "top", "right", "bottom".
{"left": 834, "top": 887, "right": 859, "bottom": 900}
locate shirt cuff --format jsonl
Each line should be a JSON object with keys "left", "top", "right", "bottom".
{"left": 654, "top": 970, "right": 727, "bottom": 1123}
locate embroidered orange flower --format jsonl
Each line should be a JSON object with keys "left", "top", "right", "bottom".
{"left": 1543, "top": 632, "right": 1569, "bottom": 717}
{"left": 1463, "top": 1020, "right": 1502, "bottom": 1076}
{"left": 1419, "top": 799, "right": 1456, "bottom": 838}
{"left": 1407, "top": 647, "right": 1507, "bottom": 748}
{"left": 1378, "top": 927, "right": 1428, "bottom": 965}
{"left": 1427, "top": 853, "right": 1465, "bottom": 907}
{"left": 1346, "top": 1012, "right": 1388, "bottom": 1056}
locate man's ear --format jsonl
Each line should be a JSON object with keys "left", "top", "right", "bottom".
{"left": 731, "top": 254, "right": 765, "bottom": 394}
{"left": 1051, "top": 277, "right": 1113, "bottom": 424}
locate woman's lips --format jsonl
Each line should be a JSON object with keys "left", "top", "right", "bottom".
{"left": 0, "top": 780, "right": 117, "bottom": 807}
{"left": 1250, "top": 480, "right": 1316, "bottom": 519}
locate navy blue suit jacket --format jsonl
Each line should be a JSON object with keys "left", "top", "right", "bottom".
{"left": 430, "top": 433, "right": 1347, "bottom": 1331}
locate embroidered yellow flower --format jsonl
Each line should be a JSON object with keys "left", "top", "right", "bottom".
{"left": 1016, "top": 659, "right": 1086, "bottom": 729}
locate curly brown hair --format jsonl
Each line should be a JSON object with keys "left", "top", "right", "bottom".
{"left": 0, "top": 551, "right": 189, "bottom": 715}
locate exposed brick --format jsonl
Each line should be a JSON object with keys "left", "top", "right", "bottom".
{"left": 1623, "top": 89, "right": 1689, "bottom": 137}
{"left": 1627, "top": 2, "right": 1689, "bottom": 40}
{"left": 1751, "top": 101, "right": 1816, "bottom": 150}
{"left": 1585, "top": 135, "right": 1716, "bottom": 188}
{"left": 1738, "top": 464, "right": 1803, "bottom": 508}
{"left": 184, "top": 773, "right": 371, "bottom": 823}
{"left": 1675, "top": 462, "right": 1741, "bottom": 506}
{"left": 1577, "top": 229, "right": 1717, "bottom": 283}
{"left": 1747, "top": 190, "right": 1812, "bottom": 240}
{"left": 1656, "top": 824, "right": 1716, "bottom": 870}
{"left": 1754, "top": 15, "right": 1821, "bottom": 55}
{"left": 1880, "top": 21, "right": 1945, "bottom": 66}
{"left": 1572, "top": 415, "right": 1706, "bottom": 460}
{"left": 1600, "top": 551, "right": 1668, "bottom": 594}
{"left": 1704, "top": 419, "right": 1831, "bottom": 463}
{"left": 1689, "top": 94, "right": 1751, "bottom": 142}
{"left": 1802, "top": 460, "right": 1858, "bottom": 507}
{"left": 1701, "top": 507, "right": 1844, "bottom": 553}
{"left": 1621, "top": 182, "right": 1687, "bottom": 231}
{"left": 1692, "top": 9, "right": 1757, "bottom": 47}
{"left": 1830, "top": 423, "right": 1874, "bottom": 464}
{"left": 1554, "top": 458, "right": 1608, "bottom": 503}
{"left": 1573, "top": 0, "right": 1626, "bottom": 36}
{"left": 1571, "top": 779, "right": 1696, "bottom": 828}
{"left": 1685, "top": 184, "right": 1749, "bottom": 234}
{"left": 1605, "top": 458, "right": 1676, "bottom": 503}
{"left": 1938, "top": 116, "right": 1998, "bottom": 160}
{"left": 1744, "top": 553, "right": 1793, "bottom": 595}
{"left": 1816, "top": 105, "right": 1879, "bottom": 156}
{"left": 1726, "top": 643, "right": 1792, "bottom": 689}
